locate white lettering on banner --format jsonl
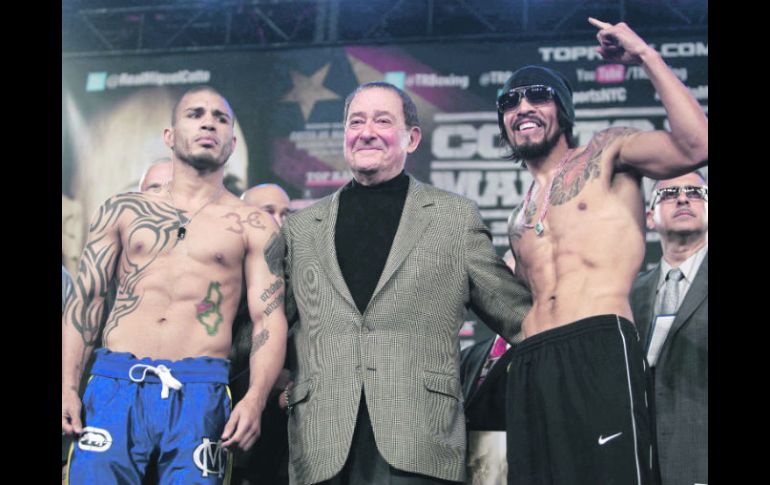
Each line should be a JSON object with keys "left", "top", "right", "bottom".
{"left": 288, "top": 126, "right": 345, "bottom": 159}
{"left": 626, "top": 65, "right": 688, "bottom": 82}
{"left": 479, "top": 70, "right": 514, "bottom": 87}
{"left": 193, "top": 438, "right": 226, "bottom": 478}
{"left": 492, "top": 235, "right": 509, "bottom": 246}
{"left": 572, "top": 88, "right": 627, "bottom": 104}
{"left": 660, "top": 42, "right": 708, "bottom": 57}
{"left": 432, "top": 125, "right": 478, "bottom": 159}
{"left": 429, "top": 171, "right": 523, "bottom": 208}
{"left": 405, "top": 73, "right": 470, "bottom": 89}
{"left": 539, "top": 42, "right": 707, "bottom": 62}
{"left": 305, "top": 170, "right": 352, "bottom": 187}
{"left": 576, "top": 68, "right": 596, "bottom": 82}
{"left": 538, "top": 46, "right": 603, "bottom": 62}
{"left": 103, "top": 70, "right": 211, "bottom": 89}
{"left": 431, "top": 124, "right": 507, "bottom": 160}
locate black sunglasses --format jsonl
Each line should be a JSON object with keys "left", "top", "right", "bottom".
{"left": 496, "top": 85, "right": 556, "bottom": 113}
{"left": 651, "top": 185, "right": 708, "bottom": 207}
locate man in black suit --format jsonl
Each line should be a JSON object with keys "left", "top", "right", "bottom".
{"left": 630, "top": 170, "right": 708, "bottom": 485}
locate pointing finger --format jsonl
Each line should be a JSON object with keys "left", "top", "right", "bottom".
{"left": 588, "top": 17, "right": 612, "bottom": 30}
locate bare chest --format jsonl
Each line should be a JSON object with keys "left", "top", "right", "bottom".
{"left": 509, "top": 173, "right": 644, "bottom": 272}
{"left": 119, "top": 206, "right": 250, "bottom": 270}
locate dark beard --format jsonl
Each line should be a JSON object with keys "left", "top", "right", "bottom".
{"left": 179, "top": 151, "right": 227, "bottom": 175}
{"left": 510, "top": 127, "right": 562, "bottom": 162}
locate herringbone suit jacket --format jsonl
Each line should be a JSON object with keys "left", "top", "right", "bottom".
{"left": 281, "top": 176, "right": 532, "bottom": 485}
{"left": 630, "top": 252, "right": 708, "bottom": 485}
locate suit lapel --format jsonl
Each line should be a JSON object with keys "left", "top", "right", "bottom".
{"left": 314, "top": 189, "right": 357, "bottom": 311}
{"left": 370, "top": 176, "right": 433, "bottom": 301}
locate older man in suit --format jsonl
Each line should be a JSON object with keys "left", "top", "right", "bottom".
{"left": 281, "top": 82, "right": 531, "bottom": 485}
{"left": 630, "top": 170, "right": 708, "bottom": 485}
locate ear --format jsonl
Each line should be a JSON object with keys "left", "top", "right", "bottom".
{"left": 163, "top": 127, "right": 174, "bottom": 149}
{"left": 645, "top": 208, "right": 656, "bottom": 231}
{"left": 406, "top": 126, "right": 422, "bottom": 154}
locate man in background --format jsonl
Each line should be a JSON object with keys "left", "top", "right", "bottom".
{"left": 241, "top": 183, "right": 292, "bottom": 227}
{"left": 630, "top": 170, "right": 708, "bottom": 485}
{"left": 138, "top": 157, "right": 173, "bottom": 192}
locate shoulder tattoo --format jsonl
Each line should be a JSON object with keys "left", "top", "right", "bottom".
{"left": 550, "top": 127, "right": 640, "bottom": 206}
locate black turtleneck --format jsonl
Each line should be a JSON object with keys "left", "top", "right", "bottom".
{"left": 335, "top": 171, "right": 409, "bottom": 314}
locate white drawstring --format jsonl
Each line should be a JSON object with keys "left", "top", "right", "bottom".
{"left": 128, "top": 364, "right": 183, "bottom": 399}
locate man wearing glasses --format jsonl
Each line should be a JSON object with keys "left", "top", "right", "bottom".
{"left": 497, "top": 18, "right": 707, "bottom": 485}
{"left": 630, "top": 171, "right": 708, "bottom": 485}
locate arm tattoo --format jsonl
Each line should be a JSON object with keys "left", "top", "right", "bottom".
{"left": 260, "top": 279, "right": 284, "bottom": 302}
{"left": 550, "top": 127, "right": 639, "bottom": 206}
{"left": 249, "top": 328, "right": 270, "bottom": 357}
{"left": 63, "top": 228, "right": 119, "bottom": 372}
{"left": 224, "top": 211, "right": 267, "bottom": 234}
{"left": 263, "top": 293, "right": 285, "bottom": 317}
{"left": 264, "top": 232, "right": 286, "bottom": 277}
{"left": 196, "top": 282, "right": 225, "bottom": 336}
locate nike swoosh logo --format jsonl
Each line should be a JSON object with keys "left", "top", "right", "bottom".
{"left": 598, "top": 432, "right": 623, "bottom": 445}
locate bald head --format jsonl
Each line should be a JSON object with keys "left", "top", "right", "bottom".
{"left": 139, "top": 159, "right": 173, "bottom": 192}
{"left": 241, "top": 183, "right": 291, "bottom": 226}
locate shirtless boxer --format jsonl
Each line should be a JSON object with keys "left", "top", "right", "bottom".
{"left": 62, "top": 86, "right": 288, "bottom": 484}
{"left": 499, "top": 19, "right": 707, "bottom": 485}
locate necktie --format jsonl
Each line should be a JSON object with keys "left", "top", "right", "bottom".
{"left": 660, "top": 268, "right": 685, "bottom": 314}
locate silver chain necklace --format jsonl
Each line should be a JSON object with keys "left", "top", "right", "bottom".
{"left": 166, "top": 184, "right": 225, "bottom": 240}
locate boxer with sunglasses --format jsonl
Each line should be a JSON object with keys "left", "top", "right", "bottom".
{"left": 499, "top": 18, "right": 708, "bottom": 485}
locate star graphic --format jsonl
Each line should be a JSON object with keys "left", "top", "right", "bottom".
{"left": 282, "top": 64, "right": 340, "bottom": 121}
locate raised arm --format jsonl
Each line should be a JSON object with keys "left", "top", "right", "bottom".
{"left": 588, "top": 17, "right": 708, "bottom": 178}
{"left": 221, "top": 211, "right": 288, "bottom": 451}
{"left": 62, "top": 197, "right": 122, "bottom": 435}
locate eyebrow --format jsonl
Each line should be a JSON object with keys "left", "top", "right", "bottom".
{"left": 347, "top": 110, "right": 395, "bottom": 120}
{"left": 184, "top": 106, "right": 232, "bottom": 121}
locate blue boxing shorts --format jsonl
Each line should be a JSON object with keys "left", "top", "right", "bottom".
{"left": 66, "top": 348, "right": 233, "bottom": 485}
